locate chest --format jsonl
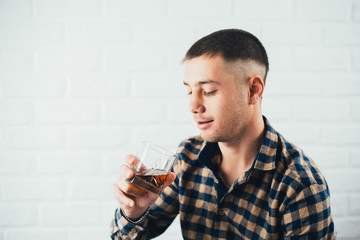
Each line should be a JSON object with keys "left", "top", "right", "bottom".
{"left": 178, "top": 166, "right": 281, "bottom": 240}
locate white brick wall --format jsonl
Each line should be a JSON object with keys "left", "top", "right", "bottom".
{"left": 0, "top": 0, "right": 359, "bottom": 239}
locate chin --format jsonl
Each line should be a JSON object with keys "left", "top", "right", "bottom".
{"left": 200, "top": 132, "right": 222, "bottom": 143}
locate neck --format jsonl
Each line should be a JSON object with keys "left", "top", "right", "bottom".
{"left": 218, "top": 114, "right": 265, "bottom": 177}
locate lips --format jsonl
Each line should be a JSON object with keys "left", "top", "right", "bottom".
{"left": 196, "top": 119, "right": 214, "bottom": 130}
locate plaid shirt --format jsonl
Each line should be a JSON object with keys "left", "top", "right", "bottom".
{"left": 110, "top": 118, "right": 334, "bottom": 240}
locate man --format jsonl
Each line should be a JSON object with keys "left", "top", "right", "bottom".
{"left": 110, "top": 29, "right": 334, "bottom": 239}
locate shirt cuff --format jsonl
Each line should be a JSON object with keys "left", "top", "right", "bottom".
{"left": 111, "top": 208, "right": 149, "bottom": 240}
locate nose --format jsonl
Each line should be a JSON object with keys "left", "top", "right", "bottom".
{"left": 188, "top": 94, "right": 205, "bottom": 114}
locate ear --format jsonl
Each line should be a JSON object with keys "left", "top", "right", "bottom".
{"left": 249, "top": 75, "right": 264, "bottom": 105}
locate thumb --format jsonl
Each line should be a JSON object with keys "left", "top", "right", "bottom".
{"left": 164, "top": 172, "right": 176, "bottom": 188}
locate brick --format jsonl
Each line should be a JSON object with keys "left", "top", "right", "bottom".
{"left": 40, "top": 203, "right": 101, "bottom": 225}
{"left": 0, "top": 0, "right": 32, "bottom": 21}
{"left": 351, "top": 100, "right": 360, "bottom": 120}
{"left": 3, "top": 179, "right": 66, "bottom": 200}
{"left": 37, "top": 100, "right": 101, "bottom": 124}
{"left": 2, "top": 127, "right": 65, "bottom": 149}
{"left": 293, "top": 50, "right": 349, "bottom": 70}
{"left": 37, "top": 47, "right": 102, "bottom": 72}
{"left": 167, "top": 99, "right": 194, "bottom": 123}
{"left": 330, "top": 193, "right": 347, "bottom": 217}
{"left": 262, "top": 98, "right": 293, "bottom": 121}
{"left": 335, "top": 218, "right": 360, "bottom": 239}
{"left": 103, "top": 99, "right": 166, "bottom": 124}
{"left": 0, "top": 204, "right": 37, "bottom": 226}
{"left": 5, "top": 230, "right": 67, "bottom": 240}
{"left": 349, "top": 193, "right": 360, "bottom": 216}
{"left": 305, "top": 147, "right": 349, "bottom": 170}
{"left": 199, "top": 25, "right": 261, "bottom": 41}
{"left": 104, "top": 0, "right": 166, "bottom": 19}
{"left": 101, "top": 202, "right": 118, "bottom": 224}
{"left": 67, "top": 24, "right": 132, "bottom": 43}
{"left": 132, "top": 124, "right": 199, "bottom": 150}
{"left": 133, "top": 22, "right": 197, "bottom": 44}
{"left": 264, "top": 75, "right": 321, "bottom": 97}
{"left": 105, "top": 46, "right": 165, "bottom": 72}
{"left": 0, "top": 48, "right": 34, "bottom": 72}
{"left": 295, "top": 0, "right": 350, "bottom": 21}
{"left": 321, "top": 124, "right": 360, "bottom": 144}
{"left": 0, "top": 74, "right": 66, "bottom": 97}
{"left": 234, "top": 0, "right": 292, "bottom": 21}
{"left": 170, "top": 0, "right": 231, "bottom": 18}
{"left": 322, "top": 169, "right": 360, "bottom": 192}
{"left": 352, "top": 50, "right": 360, "bottom": 70}
{"left": 165, "top": 45, "right": 188, "bottom": 70}
{"left": 131, "top": 71, "right": 184, "bottom": 97}
{"left": 323, "top": 75, "right": 360, "bottom": 96}
{"left": 324, "top": 26, "right": 360, "bottom": 46}
{"left": 38, "top": 152, "right": 102, "bottom": 174}
{"left": 354, "top": 2, "right": 360, "bottom": 22}
{"left": 34, "top": 0, "right": 102, "bottom": 20}
{"left": 67, "top": 126, "right": 129, "bottom": 149}
{"left": 0, "top": 100, "right": 36, "bottom": 125}
{"left": 262, "top": 25, "right": 322, "bottom": 45}
{"left": 265, "top": 47, "right": 293, "bottom": 71}
{"left": 292, "top": 99, "right": 350, "bottom": 121}
{"left": 69, "top": 228, "right": 107, "bottom": 240}
{"left": 103, "top": 150, "right": 130, "bottom": 174}
{"left": 69, "top": 74, "right": 129, "bottom": 97}
{"left": 68, "top": 178, "right": 113, "bottom": 200}
{"left": 0, "top": 24, "right": 65, "bottom": 46}
{"left": 0, "top": 152, "right": 37, "bottom": 174}
{"left": 271, "top": 122, "right": 320, "bottom": 145}
{"left": 350, "top": 150, "right": 360, "bottom": 167}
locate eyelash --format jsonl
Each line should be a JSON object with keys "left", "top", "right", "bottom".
{"left": 187, "top": 90, "right": 217, "bottom": 96}
{"left": 204, "top": 90, "right": 217, "bottom": 96}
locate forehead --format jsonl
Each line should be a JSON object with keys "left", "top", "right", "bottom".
{"left": 183, "top": 55, "right": 237, "bottom": 86}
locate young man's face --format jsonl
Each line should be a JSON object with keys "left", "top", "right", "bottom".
{"left": 183, "top": 55, "right": 250, "bottom": 143}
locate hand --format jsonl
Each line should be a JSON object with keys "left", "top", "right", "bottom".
{"left": 111, "top": 154, "right": 176, "bottom": 220}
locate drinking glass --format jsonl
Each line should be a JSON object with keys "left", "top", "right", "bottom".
{"left": 126, "top": 141, "right": 177, "bottom": 194}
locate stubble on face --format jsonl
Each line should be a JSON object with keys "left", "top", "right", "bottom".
{"left": 199, "top": 59, "right": 249, "bottom": 143}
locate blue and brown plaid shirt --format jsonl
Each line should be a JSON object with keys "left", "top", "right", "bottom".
{"left": 110, "top": 117, "right": 334, "bottom": 239}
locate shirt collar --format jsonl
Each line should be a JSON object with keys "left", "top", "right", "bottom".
{"left": 253, "top": 116, "right": 278, "bottom": 171}
{"left": 198, "top": 116, "right": 278, "bottom": 172}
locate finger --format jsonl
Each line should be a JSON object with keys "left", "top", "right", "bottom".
{"left": 111, "top": 183, "right": 135, "bottom": 207}
{"left": 119, "top": 164, "right": 133, "bottom": 179}
{"left": 116, "top": 177, "right": 148, "bottom": 198}
{"left": 125, "top": 154, "right": 138, "bottom": 166}
{"left": 164, "top": 172, "right": 176, "bottom": 188}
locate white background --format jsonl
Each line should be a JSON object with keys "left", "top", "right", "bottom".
{"left": 0, "top": 0, "right": 360, "bottom": 239}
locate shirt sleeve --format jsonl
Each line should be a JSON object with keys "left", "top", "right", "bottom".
{"left": 281, "top": 183, "right": 334, "bottom": 240}
{"left": 110, "top": 154, "right": 181, "bottom": 240}
{"left": 110, "top": 208, "right": 148, "bottom": 240}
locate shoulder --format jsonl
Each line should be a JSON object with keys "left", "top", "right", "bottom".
{"left": 277, "top": 134, "right": 329, "bottom": 194}
{"left": 177, "top": 135, "right": 204, "bottom": 160}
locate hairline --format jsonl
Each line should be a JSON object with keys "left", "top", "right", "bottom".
{"left": 184, "top": 53, "right": 267, "bottom": 83}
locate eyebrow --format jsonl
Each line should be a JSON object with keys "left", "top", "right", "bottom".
{"left": 183, "top": 80, "right": 221, "bottom": 86}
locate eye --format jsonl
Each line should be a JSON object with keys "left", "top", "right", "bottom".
{"left": 187, "top": 91, "right": 192, "bottom": 96}
{"left": 204, "top": 90, "right": 217, "bottom": 96}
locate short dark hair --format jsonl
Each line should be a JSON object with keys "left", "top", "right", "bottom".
{"left": 184, "top": 29, "right": 269, "bottom": 82}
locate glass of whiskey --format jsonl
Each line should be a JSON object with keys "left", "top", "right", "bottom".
{"left": 126, "top": 141, "right": 177, "bottom": 195}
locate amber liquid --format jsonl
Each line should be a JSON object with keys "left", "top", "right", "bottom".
{"left": 129, "top": 168, "right": 169, "bottom": 195}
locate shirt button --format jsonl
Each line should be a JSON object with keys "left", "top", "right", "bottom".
{"left": 131, "top": 229, "right": 137, "bottom": 233}
{"left": 219, "top": 210, "right": 225, "bottom": 216}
